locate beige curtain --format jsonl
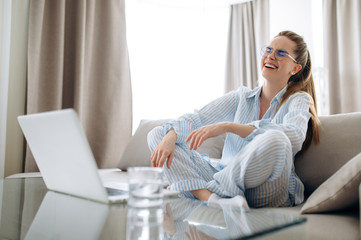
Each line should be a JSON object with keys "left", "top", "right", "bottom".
{"left": 324, "top": 0, "right": 361, "bottom": 114}
{"left": 225, "top": 0, "right": 269, "bottom": 92}
{"left": 25, "top": 0, "right": 132, "bottom": 171}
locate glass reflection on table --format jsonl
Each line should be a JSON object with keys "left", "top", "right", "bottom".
{"left": 126, "top": 206, "right": 164, "bottom": 240}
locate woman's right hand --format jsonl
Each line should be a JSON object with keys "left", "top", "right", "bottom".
{"left": 150, "top": 129, "right": 177, "bottom": 169}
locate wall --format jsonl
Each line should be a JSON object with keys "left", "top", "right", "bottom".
{"left": 0, "top": 0, "right": 29, "bottom": 178}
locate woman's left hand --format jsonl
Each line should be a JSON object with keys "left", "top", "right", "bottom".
{"left": 185, "top": 122, "right": 229, "bottom": 150}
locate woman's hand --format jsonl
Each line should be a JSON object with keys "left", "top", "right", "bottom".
{"left": 150, "top": 129, "right": 177, "bottom": 169}
{"left": 186, "top": 122, "right": 229, "bottom": 151}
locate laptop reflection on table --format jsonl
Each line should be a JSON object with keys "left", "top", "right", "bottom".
{"left": 25, "top": 191, "right": 109, "bottom": 240}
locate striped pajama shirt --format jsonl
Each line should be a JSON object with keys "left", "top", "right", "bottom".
{"left": 148, "top": 86, "right": 311, "bottom": 208}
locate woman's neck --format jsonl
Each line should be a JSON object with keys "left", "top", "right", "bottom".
{"left": 261, "top": 81, "right": 286, "bottom": 102}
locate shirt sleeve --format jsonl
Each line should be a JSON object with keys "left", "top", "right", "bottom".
{"left": 162, "top": 88, "right": 246, "bottom": 143}
{"left": 246, "top": 92, "right": 312, "bottom": 156}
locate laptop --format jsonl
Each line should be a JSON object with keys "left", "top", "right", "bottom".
{"left": 18, "top": 109, "right": 129, "bottom": 204}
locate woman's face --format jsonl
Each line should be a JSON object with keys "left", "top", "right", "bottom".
{"left": 261, "top": 36, "right": 301, "bottom": 87}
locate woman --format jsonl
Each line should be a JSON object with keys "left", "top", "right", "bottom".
{"left": 147, "top": 31, "right": 320, "bottom": 209}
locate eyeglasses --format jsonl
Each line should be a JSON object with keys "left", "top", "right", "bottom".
{"left": 260, "top": 46, "right": 298, "bottom": 64}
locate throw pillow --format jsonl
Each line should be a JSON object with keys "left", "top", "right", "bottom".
{"left": 300, "top": 152, "right": 361, "bottom": 214}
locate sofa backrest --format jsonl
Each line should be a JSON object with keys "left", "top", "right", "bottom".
{"left": 295, "top": 112, "right": 361, "bottom": 196}
{"left": 119, "top": 113, "right": 361, "bottom": 198}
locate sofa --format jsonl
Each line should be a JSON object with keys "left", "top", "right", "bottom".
{"left": 118, "top": 112, "right": 361, "bottom": 239}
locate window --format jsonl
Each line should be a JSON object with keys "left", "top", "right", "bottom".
{"left": 126, "top": 0, "right": 229, "bottom": 132}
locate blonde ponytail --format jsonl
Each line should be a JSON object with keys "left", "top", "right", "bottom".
{"left": 276, "top": 31, "right": 320, "bottom": 151}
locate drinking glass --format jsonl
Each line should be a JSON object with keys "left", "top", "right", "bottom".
{"left": 127, "top": 167, "right": 164, "bottom": 208}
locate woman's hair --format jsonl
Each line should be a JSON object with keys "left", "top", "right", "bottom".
{"left": 276, "top": 30, "right": 320, "bottom": 151}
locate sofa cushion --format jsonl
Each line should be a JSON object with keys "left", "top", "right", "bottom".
{"left": 118, "top": 119, "right": 169, "bottom": 170}
{"left": 295, "top": 112, "right": 361, "bottom": 196}
{"left": 118, "top": 119, "right": 225, "bottom": 170}
{"left": 300, "top": 151, "right": 361, "bottom": 214}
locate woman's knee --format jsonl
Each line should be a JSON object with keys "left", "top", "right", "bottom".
{"left": 261, "top": 130, "right": 291, "bottom": 151}
{"left": 254, "top": 130, "right": 293, "bottom": 175}
{"left": 239, "top": 130, "right": 292, "bottom": 178}
{"left": 147, "top": 126, "right": 164, "bottom": 151}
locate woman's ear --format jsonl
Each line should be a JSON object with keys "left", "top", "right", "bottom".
{"left": 291, "top": 64, "right": 302, "bottom": 75}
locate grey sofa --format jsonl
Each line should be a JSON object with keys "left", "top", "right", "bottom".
{"left": 119, "top": 112, "right": 361, "bottom": 239}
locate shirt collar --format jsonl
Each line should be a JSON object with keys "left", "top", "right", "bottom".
{"left": 273, "top": 85, "right": 287, "bottom": 104}
{"left": 246, "top": 86, "right": 262, "bottom": 100}
{"left": 246, "top": 85, "right": 287, "bottom": 104}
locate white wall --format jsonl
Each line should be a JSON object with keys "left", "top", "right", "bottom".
{"left": 0, "top": 0, "right": 12, "bottom": 178}
{"left": 0, "top": 0, "right": 29, "bottom": 178}
{"left": 269, "top": 0, "right": 323, "bottom": 66}
{"left": 270, "top": 0, "right": 314, "bottom": 50}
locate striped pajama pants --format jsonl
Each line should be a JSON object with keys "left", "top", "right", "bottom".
{"left": 148, "top": 126, "right": 303, "bottom": 208}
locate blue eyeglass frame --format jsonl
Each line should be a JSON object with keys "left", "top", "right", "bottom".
{"left": 260, "top": 46, "right": 298, "bottom": 64}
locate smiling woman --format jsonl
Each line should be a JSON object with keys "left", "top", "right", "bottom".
{"left": 147, "top": 30, "right": 320, "bottom": 209}
{"left": 125, "top": 0, "right": 229, "bottom": 133}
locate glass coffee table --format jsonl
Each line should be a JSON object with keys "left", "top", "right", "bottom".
{"left": 0, "top": 177, "right": 306, "bottom": 239}
{"left": 156, "top": 198, "right": 305, "bottom": 240}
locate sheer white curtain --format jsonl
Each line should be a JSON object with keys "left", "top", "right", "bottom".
{"left": 225, "top": 0, "right": 269, "bottom": 92}
{"left": 0, "top": 0, "right": 28, "bottom": 178}
{"left": 324, "top": 0, "right": 361, "bottom": 114}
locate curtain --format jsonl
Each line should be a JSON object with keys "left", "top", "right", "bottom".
{"left": 25, "top": 0, "right": 132, "bottom": 171}
{"left": 323, "top": 0, "right": 361, "bottom": 114}
{"left": 225, "top": 0, "right": 269, "bottom": 92}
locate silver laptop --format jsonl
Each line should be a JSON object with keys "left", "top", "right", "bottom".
{"left": 18, "top": 109, "right": 128, "bottom": 204}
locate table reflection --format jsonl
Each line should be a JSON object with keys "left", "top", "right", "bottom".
{"left": 161, "top": 198, "right": 306, "bottom": 240}
{"left": 127, "top": 207, "right": 163, "bottom": 240}
{"left": 25, "top": 191, "right": 109, "bottom": 240}
{"left": 0, "top": 178, "right": 305, "bottom": 240}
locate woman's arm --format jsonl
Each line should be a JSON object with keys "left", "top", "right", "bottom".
{"left": 162, "top": 87, "right": 248, "bottom": 144}
{"left": 186, "top": 122, "right": 256, "bottom": 150}
{"left": 151, "top": 87, "right": 252, "bottom": 168}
